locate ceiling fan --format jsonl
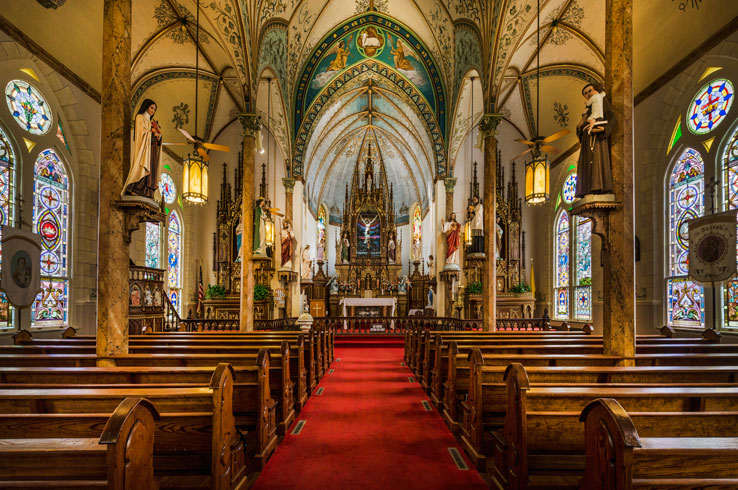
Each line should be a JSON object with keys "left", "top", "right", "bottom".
{"left": 512, "top": 128, "right": 570, "bottom": 162}
{"left": 164, "top": 128, "right": 230, "bottom": 162}
{"left": 162, "top": 0, "right": 230, "bottom": 162}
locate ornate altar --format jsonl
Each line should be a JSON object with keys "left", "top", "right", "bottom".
{"left": 329, "top": 140, "right": 406, "bottom": 315}
{"left": 464, "top": 152, "right": 533, "bottom": 319}
{"left": 205, "top": 155, "right": 274, "bottom": 320}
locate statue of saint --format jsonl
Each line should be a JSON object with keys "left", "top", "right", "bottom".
{"left": 388, "top": 232, "right": 396, "bottom": 264}
{"left": 442, "top": 213, "right": 461, "bottom": 269}
{"left": 496, "top": 220, "right": 504, "bottom": 260}
{"left": 122, "top": 99, "right": 162, "bottom": 199}
{"left": 341, "top": 231, "right": 350, "bottom": 264}
{"left": 575, "top": 83, "right": 616, "bottom": 198}
{"left": 280, "top": 219, "right": 294, "bottom": 270}
{"left": 301, "top": 245, "right": 313, "bottom": 281}
{"left": 235, "top": 218, "right": 243, "bottom": 262}
{"left": 427, "top": 255, "right": 435, "bottom": 279}
{"left": 427, "top": 285, "right": 434, "bottom": 307}
{"left": 412, "top": 238, "right": 422, "bottom": 262}
{"left": 470, "top": 196, "right": 484, "bottom": 254}
{"left": 253, "top": 198, "right": 268, "bottom": 256}
{"left": 317, "top": 235, "right": 325, "bottom": 262}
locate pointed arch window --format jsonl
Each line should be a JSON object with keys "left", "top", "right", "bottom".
{"left": 32, "top": 149, "right": 69, "bottom": 326}
{"left": 666, "top": 148, "right": 705, "bottom": 327}
{"left": 145, "top": 222, "right": 161, "bottom": 269}
{"left": 0, "top": 125, "right": 16, "bottom": 328}
{"left": 167, "top": 211, "right": 182, "bottom": 313}
{"left": 553, "top": 174, "right": 592, "bottom": 321}
{"left": 721, "top": 125, "right": 738, "bottom": 327}
{"left": 554, "top": 211, "right": 570, "bottom": 319}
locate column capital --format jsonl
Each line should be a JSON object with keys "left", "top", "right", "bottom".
{"left": 238, "top": 113, "right": 260, "bottom": 137}
{"left": 282, "top": 177, "right": 296, "bottom": 193}
{"left": 444, "top": 177, "right": 457, "bottom": 193}
{"left": 479, "top": 113, "right": 503, "bottom": 137}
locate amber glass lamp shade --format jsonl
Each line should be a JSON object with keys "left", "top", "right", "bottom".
{"left": 525, "top": 154, "right": 549, "bottom": 204}
{"left": 182, "top": 154, "right": 209, "bottom": 204}
{"left": 264, "top": 218, "right": 275, "bottom": 248}
{"left": 464, "top": 220, "right": 472, "bottom": 247}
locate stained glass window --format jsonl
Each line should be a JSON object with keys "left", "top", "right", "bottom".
{"left": 32, "top": 149, "right": 69, "bottom": 326}
{"left": 413, "top": 205, "right": 422, "bottom": 241}
{"left": 687, "top": 78, "right": 734, "bottom": 135}
{"left": 145, "top": 222, "right": 161, "bottom": 269}
{"left": 317, "top": 205, "right": 326, "bottom": 246}
{"left": 666, "top": 147, "right": 705, "bottom": 328}
{"left": 5, "top": 80, "right": 52, "bottom": 135}
{"left": 0, "top": 125, "right": 15, "bottom": 329}
{"left": 555, "top": 211, "right": 570, "bottom": 319}
{"left": 562, "top": 174, "right": 577, "bottom": 204}
{"left": 159, "top": 173, "right": 176, "bottom": 204}
{"left": 721, "top": 125, "right": 738, "bottom": 328}
{"left": 167, "top": 211, "right": 181, "bottom": 313}
{"left": 669, "top": 148, "right": 704, "bottom": 276}
{"left": 575, "top": 218, "right": 592, "bottom": 320}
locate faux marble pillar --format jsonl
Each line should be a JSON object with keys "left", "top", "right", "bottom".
{"left": 480, "top": 115, "right": 502, "bottom": 332}
{"left": 238, "top": 114, "right": 259, "bottom": 332}
{"left": 444, "top": 177, "right": 456, "bottom": 219}
{"left": 604, "top": 0, "right": 636, "bottom": 359}
{"left": 283, "top": 177, "right": 295, "bottom": 223}
{"left": 97, "top": 0, "right": 131, "bottom": 363}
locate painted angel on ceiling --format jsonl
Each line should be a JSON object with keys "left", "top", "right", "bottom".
{"left": 387, "top": 34, "right": 425, "bottom": 86}
{"left": 312, "top": 35, "right": 354, "bottom": 89}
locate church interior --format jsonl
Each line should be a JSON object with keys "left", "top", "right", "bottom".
{"left": 1, "top": 0, "right": 738, "bottom": 488}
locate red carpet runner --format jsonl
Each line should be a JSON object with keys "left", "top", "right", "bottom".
{"left": 252, "top": 345, "right": 487, "bottom": 489}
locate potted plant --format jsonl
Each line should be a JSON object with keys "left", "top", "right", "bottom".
{"left": 205, "top": 284, "right": 226, "bottom": 299}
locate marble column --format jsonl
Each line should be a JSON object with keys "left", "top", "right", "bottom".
{"left": 480, "top": 114, "right": 502, "bottom": 332}
{"left": 238, "top": 114, "right": 260, "bottom": 332}
{"left": 444, "top": 177, "right": 456, "bottom": 219}
{"left": 604, "top": 0, "right": 636, "bottom": 359}
{"left": 97, "top": 0, "right": 131, "bottom": 363}
{"left": 283, "top": 177, "right": 295, "bottom": 223}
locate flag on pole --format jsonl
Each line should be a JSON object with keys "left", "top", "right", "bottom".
{"left": 530, "top": 259, "right": 536, "bottom": 297}
{"left": 197, "top": 265, "right": 204, "bottom": 318}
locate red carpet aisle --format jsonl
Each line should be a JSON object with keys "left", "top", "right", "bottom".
{"left": 252, "top": 345, "right": 487, "bottom": 490}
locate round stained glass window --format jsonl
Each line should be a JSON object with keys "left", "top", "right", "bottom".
{"left": 159, "top": 173, "right": 176, "bottom": 204}
{"left": 687, "top": 78, "right": 734, "bottom": 135}
{"left": 562, "top": 174, "right": 577, "bottom": 203}
{"left": 5, "top": 80, "right": 52, "bottom": 135}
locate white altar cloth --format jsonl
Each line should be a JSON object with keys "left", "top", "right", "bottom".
{"left": 340, "top": 297, "right": 397, "bottom": 329}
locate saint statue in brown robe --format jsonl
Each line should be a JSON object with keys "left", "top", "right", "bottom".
{"left": 123, "top": 99, "right": 162, "bottom": 199}
{"left": 575, "top": 83, "right": 616, "bottom": 198}
{"left": 280, "top": 219, "right": 294, "bottom": 270}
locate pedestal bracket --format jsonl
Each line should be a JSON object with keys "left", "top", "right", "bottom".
{"left": 115, "top": 198, "right": 165, "bottom": 245}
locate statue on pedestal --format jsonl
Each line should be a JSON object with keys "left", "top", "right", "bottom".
{"left": 280, "top": 219, "right": 294, "bottom": 270}
{"left": 442, "top": 213, "right": 461, "bottom": 270}
{"left": 340, "top": 230, "right": 350, "bottom": 264}
{"left": 427, "top": 285, "right": 434, "bottom": 307}
{"left": 496, "top": 219, "right": 504, "bottom": 260}
{"left": 575, "top": 83, "right": 616, "bottom": 198}
{"left": 301, "top": 245, "right": 313, "bottom": 281}
{"left": 427, "top": 255, "right": 435, "bottom": 279}
{"left": 235, "top": 217, "right": 243, "bottom": 262}
{"left": 388, "top": 231, "right": 396, "bottom": 264}
{"left": 412, "top": 238, "right": 422, "bottom": 262}
{"left": 470, "top": 196, "right": 484, "bottom": 254}
{"left": 122, "top": 99, "right": 162, "bottom": 199}
{"left": 253, "top": 198, "right": 269, "bottom": 256}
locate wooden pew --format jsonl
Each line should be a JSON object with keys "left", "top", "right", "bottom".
{"left": 460, "top": 350, "right": 738, "bottom": 470}
{"left": 435, "top": 340, "right": 738, "bottom": 430}
{"left": 491, "top": 363, "right": 738, "bottom": 490}
{"left": 0, "top": 363, "right": 254, "bottom": 490}
{"left": 580, "top": 398, "right": 738, "bottom": 490}
{"left": 0, "top": 397, "right": 158, "bottom": 490}
{"left": 0, "top": 341, "right": 299, "bottom": 432}
{"left": 0, "top": 361, "right": 279, "bottom": 463}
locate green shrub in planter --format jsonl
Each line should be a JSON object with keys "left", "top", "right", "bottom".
{"left": 467, "top": 281, "right": 483, "bottom": 294}
{"left": 205, "top": 284, "right": 226, "bottom": 299}
{"left": 511, "top": 282, "right": 532, "bottom": 294}
{"left": 254, "top": 284, "right": 271, "bottom": 301}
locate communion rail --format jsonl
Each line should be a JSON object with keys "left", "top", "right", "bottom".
{"left": 173, "top": 316, "right": 585, "bottom": 333}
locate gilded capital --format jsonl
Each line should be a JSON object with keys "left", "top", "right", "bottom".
{"left": 238, "top": 113, "right": 260, "bottom": 137}
{"left": 479, "top": 113, "right": 503, "bottom": 137}
{"left": 282, "top": 177, "right": 296, "bottom": 193}
{"left": 444, "top": 177, "right": 457, "bottom": 193}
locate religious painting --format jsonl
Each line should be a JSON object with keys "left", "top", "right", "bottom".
{"left": 130, "top": 284, "right": 141, "bottom": 307}
{"left": 357, "top": 26, "right": 385, "bottom": 57}
{"left": 356, "top": 209, "right": 380, "bottom": 258}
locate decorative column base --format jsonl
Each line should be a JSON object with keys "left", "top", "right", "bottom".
{"left": 439, "top": 269, "right": 461, "bottom": 317}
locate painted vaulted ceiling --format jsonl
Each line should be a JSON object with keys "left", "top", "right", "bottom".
{"left": 4, "top": 0, "right": 738, "bottom": 207}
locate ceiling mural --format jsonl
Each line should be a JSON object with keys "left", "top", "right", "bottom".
{"left": 452, "top": 23, "right": 482, "bottom": 106}
{"left": 295, "top": 14, "right": 446, "bottom": 138}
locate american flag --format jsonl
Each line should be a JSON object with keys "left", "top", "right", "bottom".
{"left": 196, "top": 265, "right": 203, "bottom": 318}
